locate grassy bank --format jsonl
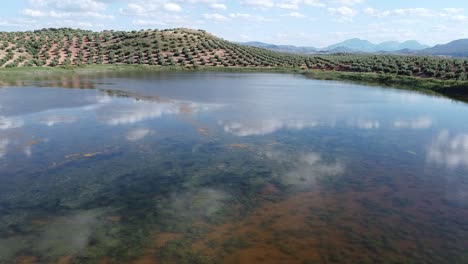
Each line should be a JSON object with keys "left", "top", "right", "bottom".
{"left": 0, "top": 64, "right": 305, "bottom": 75}
{"left": 305, "top": 70, "right": 468, "bottom": 101}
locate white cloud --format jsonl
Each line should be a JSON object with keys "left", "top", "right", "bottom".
{"left": 28, "top": 0, "right": 107, "bottom": 12}
{"left": 22, "top": 9, "right": 113, "bottom": 19}
{"left": 394, "top": 8, "right": 433, "bottom": 17}
{"left": 22, "top": 0, "right": 114, "bottom": 20}
{"left": 276, "top": 3, "right": 299, "bottom": 10}
{"left": 132, "top": 19, "right": 168, "bottom": 26}
{"left": 328, "top": 6, "right": 357, "bottom": 21}
{"left": 286, "top": 12, "right": 306, "bottom": 18}
{"left": 203, "top": 13, "right": 230, "bottom": 22}
{"left": 243, "top": 0, "right": 275, "bottom": 8}
{"left": 228, "top": 13, "right": 271, "bottom": 21}
{"left": 443, "top": 8, "right": 464, "bottom": 14}
{"left": 210, "top": 3, "right": 227, "bottom": 10}
{"left": 363, "top": 7, "right": 436, "bottom": 18}
{"left": 451, "top": 15, "right": 468, "bottom": 22}
{"left": 22, "top": 9, "right": 44, "bottom": 17}
{"left": 243, "top": 0, "right": 341, "bottom": 9}
{"left": 331, "top": 0, "right": 364, "bottom": 6}
{"left": 363, "top": 7, "right": 376, "bottom": 15}
{"left": 164, "top": 2, "right": 182, "bottom": 12}
{"left": 0, "top": 18, "right": 37, "bottom": 27}
{"left": 229, "top": 12, "right": 254, "bottom": 18}
{"left": 440, "top": 8, "right": 467, "bottom": 22}
{"left": 328, "top": 6, "right": 356, "bottom": 16}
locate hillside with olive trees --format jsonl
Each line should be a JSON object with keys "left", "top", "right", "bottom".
{"left": 0, "top": 28, "right": 307, "bottom": 68}
{"left": 1, "top": 28, "right": 468, "bottom": 83}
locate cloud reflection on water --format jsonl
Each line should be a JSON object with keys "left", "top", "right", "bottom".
{"left": 126, "top": 128, "right": 153, "bottom": 141}
{"left": 37, "top": 210, "right": 102, "bottom": 257}
{"left": 39, "top": 116, "right": 79, "bottom": 127}
{"left": 220, "top": 119, "right": 321, "bottom": 137}
{"left": 0, "top": 209, "right": 104, "bottom": 260}
{"left": 0, "top": 138, "right": 8, "bottom": 158}
{"left": 95, "top": 95, "right": 221, "bottom": 126}
{"left": 160, "top": 188, "right": 229, "bottom": 220}
{"left": 263, "top": 149, "right": 345, "bottom": 189}
{"left": 428, "top": 130, "right": 468, "bottom": 169}
{"left": 394, "top": 117, "right": 432, "bottom": 129}
{"left": 0, "top": 116, "right": 24, "bottom": 130}
{"left": 349, "top": 119, "right": 380, "bottom": 129}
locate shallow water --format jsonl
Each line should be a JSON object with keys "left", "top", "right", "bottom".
{"left": 0, "top": 72, "right": 467, "bottom": 264}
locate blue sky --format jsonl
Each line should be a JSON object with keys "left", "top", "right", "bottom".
{"left": 1, "top": 0, "right": 467, "bottom": 47}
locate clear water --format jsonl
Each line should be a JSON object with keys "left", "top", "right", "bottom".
{"left": 0, "top": 72, "right": 467, "bottom": 264}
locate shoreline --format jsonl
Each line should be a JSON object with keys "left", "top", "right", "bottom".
{"left": 1, "top": 65, "right": 467, "bottom": 102}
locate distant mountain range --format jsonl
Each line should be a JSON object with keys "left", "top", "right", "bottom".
{"left": 240, "top": 41, "right": 318, "bottom": 54}
{"left": 417, "top": 39, "right": 468, "bottom": 58}
{"left": 240, "top": 38, "right": 468, "bottom": 58}
{"left": 240, "top": 38, "right": 428, "bottom": 54}
{"left": 325, "top": 38, "right": 429, "bottom": 52}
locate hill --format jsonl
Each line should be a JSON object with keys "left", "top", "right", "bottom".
{"left": 0, "top": 28, "right": 307, "bottom": 68}
{"left": 326, "top": 38, "right": 375, "bottom": 52}
{"left": 418, "top": 39, "right": 468, "bottom": 57}
{"left": 0, "top": 28, "right": 467, "bottom": 84}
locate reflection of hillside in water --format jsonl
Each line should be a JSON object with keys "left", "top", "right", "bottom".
{"left": 0, "top": 74, "right": 96, "bottom": 89}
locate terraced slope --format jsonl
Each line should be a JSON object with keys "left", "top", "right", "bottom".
{"left": 1, "top": 28, "right": 468, "bottom": 82}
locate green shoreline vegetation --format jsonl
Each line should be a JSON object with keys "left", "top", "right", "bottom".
{"left": 0, "top": 27, "right": 467, "bottom": 101}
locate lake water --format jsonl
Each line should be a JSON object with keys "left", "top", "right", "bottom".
{"left": 0, "top": 72, "right": 467, "bottom": 264}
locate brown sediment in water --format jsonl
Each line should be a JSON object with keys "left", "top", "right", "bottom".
{"left": 83, "top": 152, "right": 103, "bottom": 158}
{"left": 131, "top": 233, "right": 182, "bottom": 264}
{"left": 26, "top": 140, "right": 42, "bottom": 146}
{"left": 261, "top": 183, "right": 280, "bottom": 196}
{"left": 16, "top": 256, "right": 38, "bottom": 264}
{"left": 30, "top": 219, "right": 50, "bottom": 226}
{"left": 56, "top": 256, "right": 73, "bottom": 264}
{"left": 190, "top": 191, "right": 329, "bottom": 263}
{"left": 197, "top": 128, "right": 210, "bottom": 137}
{"left": 146, "top": 166, "right": 468, "bottom": 264}
{"left": 179, "top": 103, "right": 194, "bottom": 114}
{"left": 106, "top": 216, "right": 122, "bottom": 223}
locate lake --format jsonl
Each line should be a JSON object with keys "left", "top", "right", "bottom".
{"left": 0, "top": 71, "right": 467, "bottom": 264}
